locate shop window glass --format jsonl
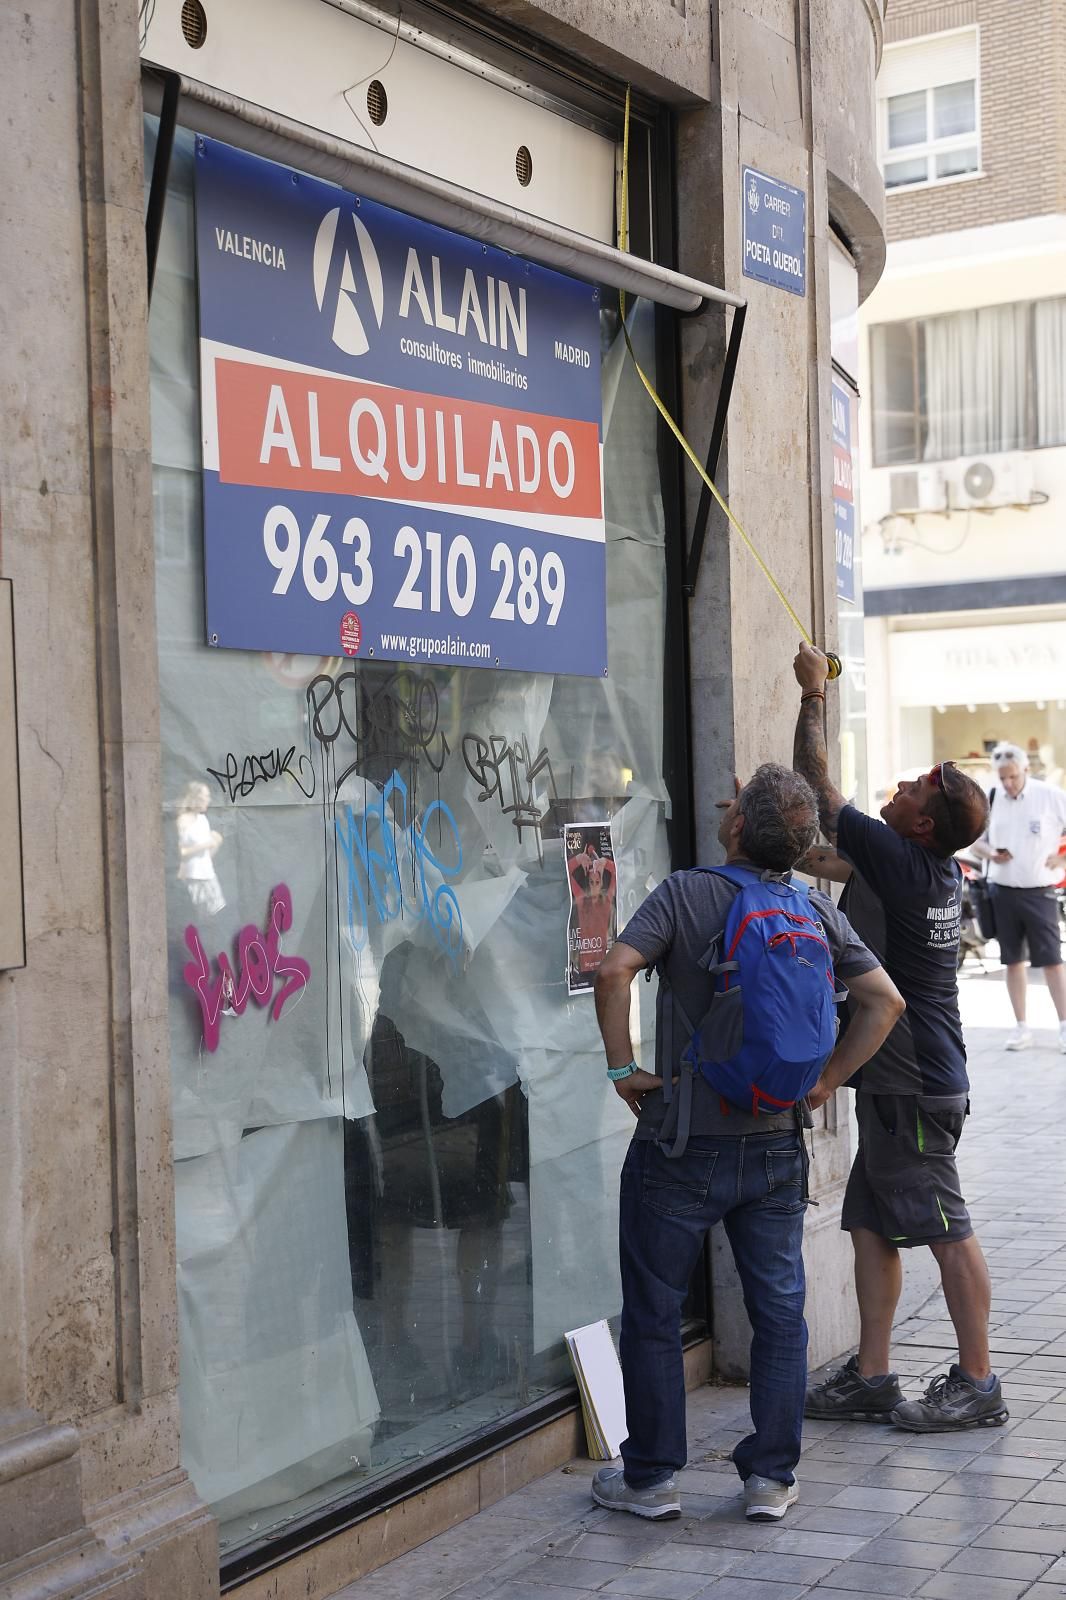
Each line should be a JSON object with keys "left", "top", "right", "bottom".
{"left": 147, "top": 124, "right": 675, "bottom": 1557}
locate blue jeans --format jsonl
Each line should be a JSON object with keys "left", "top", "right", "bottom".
{"left": 618, "top": 1133, "right": 808, "bottom": 1489}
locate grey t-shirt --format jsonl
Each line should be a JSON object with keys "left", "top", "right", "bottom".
{"left": 619, "top": 862, "right": 881, "bottom": 1139}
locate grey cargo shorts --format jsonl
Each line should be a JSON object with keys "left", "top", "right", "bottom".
{"left": 842, "top": 1091, "right": 973, "bottom": 1247}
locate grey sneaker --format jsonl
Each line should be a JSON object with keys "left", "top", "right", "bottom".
{"left": 591, "top": 1467, "right": 681, "bottom": 1519}
{"left": 805, "top": 1354, "right": 902, "bottom": 1421}
{"left": 744, "top": 1475, "right": 799, "bottom": 1521}
{"left": 892, "top": 1366, "right": 1009, "bottom": 1432}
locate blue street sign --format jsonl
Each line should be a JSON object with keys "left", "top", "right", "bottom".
{"left": 193, "top": 138, "right": 607, "bottom": 676}
{"left": 742, "top": 167, "right": 806, "bottom": 297}
{"left": 832, "top": 377, "right": 856, "bottom": 604}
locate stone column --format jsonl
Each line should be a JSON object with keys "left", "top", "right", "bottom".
{"left": 0, "top": 2, "right": 216, "bottom": 1594}
{"left": 679, "top": 0, "right": 886, "bottom": 1373}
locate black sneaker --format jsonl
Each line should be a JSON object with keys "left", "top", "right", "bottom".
{"left": 892, "top": 1366, "right": 1009, "bottom": 1432}
{"left": 805, "top": 1355, "right": 902, "bottom": 1421}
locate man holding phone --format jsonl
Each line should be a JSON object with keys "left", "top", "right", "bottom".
{"left": 971, "top": 743, "right": 1066, "bottom": 1052}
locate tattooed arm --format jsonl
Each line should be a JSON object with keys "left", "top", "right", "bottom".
{"left": 795, "top": 844, "right": 853, "bottom": 883}
{"left": 793, "top": 644, "right": 848, "bottom": 844}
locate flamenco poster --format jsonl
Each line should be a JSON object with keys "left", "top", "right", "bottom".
{"left": 565, "top": 821, "right": 618, "bottom": 995}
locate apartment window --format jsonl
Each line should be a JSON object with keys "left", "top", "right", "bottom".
{"left": 878, "top": 29, "right": 979, "bottom": 190}
{"left": 871, "top": 298, "right": 1066, "bottom": 466}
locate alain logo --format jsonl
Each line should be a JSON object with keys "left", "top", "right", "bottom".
{"left": 312, "top": 206, "right": 385, "bottom": 358}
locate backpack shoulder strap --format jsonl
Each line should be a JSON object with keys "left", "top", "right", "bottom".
{"left": 654, "top": 869, "right": 749, "bottom": 1159}
{"left": 704, "top": 864, "right": 760, "bottom": 889}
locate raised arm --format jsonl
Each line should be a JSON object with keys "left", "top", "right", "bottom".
{"left": 792, "top": 643, "right": 848, "bottom": 843}
{"left": 795, "top": 845, "right": 853, "bottom": 884}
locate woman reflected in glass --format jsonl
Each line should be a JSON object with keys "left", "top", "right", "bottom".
{"left": 176, "top": 781, "right": 226, "bottom": 918}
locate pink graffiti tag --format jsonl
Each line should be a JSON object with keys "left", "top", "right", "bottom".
{"left": 182, "top": 883, "right": 311, "bottom": 1052}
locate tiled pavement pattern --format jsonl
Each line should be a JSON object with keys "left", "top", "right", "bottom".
{"left": 333, "top": 970, "right": 1066, "bottom": 1600}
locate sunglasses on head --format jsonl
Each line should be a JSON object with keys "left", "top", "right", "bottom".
{"left": 926, "top": 761, "right": 964, "bottom": 789}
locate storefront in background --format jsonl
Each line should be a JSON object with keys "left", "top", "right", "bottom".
{"left": 865, "top": 614, "right": 1066, "bottom": 796}
{"left": 147, "top": 91, "right": 685, "bottom": 1568}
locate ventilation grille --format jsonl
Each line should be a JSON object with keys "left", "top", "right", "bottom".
{"left": 516, "top": 146, "right": 533, "bottom": 187}
{"left": 367, "top": 80, "right": 388, "bottom": 126}
{"left": 181, "top": 0, "right": 207, "bottom": 48}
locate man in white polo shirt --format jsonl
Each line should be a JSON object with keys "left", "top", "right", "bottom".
{"left": 974, "top": 744, "right": 1066, "bottom": 1052}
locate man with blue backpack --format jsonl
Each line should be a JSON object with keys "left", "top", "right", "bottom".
{"left": 591, "top": 763, "right": 905, "bottom": 1523}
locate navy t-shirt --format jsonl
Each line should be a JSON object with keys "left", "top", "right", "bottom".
{"left": 837, "top": 805, "right": 968, "bottom": 1095}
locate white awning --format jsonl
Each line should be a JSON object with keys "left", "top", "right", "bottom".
{"left": 143, "top": 69, "right": 745, "bottom": 315}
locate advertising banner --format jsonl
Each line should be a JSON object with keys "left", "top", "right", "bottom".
{"left": 832, "top": 376, "right": 856, "bottom": 604}
{"left": 742, "top": 167, "right": 806, "bottom": 296}
{"left": 194, "top": 138, "right": 606, "bottom": 676}
{"left": 565, "top": 821, "right": 617, "bottom": 995}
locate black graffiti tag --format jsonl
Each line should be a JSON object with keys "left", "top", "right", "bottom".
{"left": 462, "top": 733, "right": 558, "bottom": 856}
{"left": 207, "top": 746, "right": 316, "bottom": 803}
{"left": 306, "top": 669, "right": 449, "bottom": 794}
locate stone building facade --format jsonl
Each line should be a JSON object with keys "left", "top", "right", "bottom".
{"left": 0, "top": 2, "right": 885, "bottom": 1597}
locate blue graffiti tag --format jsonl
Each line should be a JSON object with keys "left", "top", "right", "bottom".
{"left": 335, "top": 769, "right": 463, "bottom": 961}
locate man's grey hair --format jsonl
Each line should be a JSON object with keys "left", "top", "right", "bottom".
{"left": 991, "top": 742, "right": 1028, "bottom": 771}
{"left": 737, "top": 763, "right": 819, "bottom": 872}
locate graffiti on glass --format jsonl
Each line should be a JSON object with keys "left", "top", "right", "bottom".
{"left": 462, "top": 733, "right": 558, "bottom": 859}
{"left": 335, "top": 768, "right": 463, "bottom": 962}
{"left": 182, "top": 882, "right": 312, "bottom": 1051}
{"left": 206, "top": 744, "right": 316, "bottom": 803}
{"left": 307, "top": 667, "right": 448, "bottom": 794}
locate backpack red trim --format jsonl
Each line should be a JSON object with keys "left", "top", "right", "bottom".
{"left": 750, "top": 1084, "right": 799, "bottom": 1115}
{"left": 723, "top": 911, "right": 830, "bottom": 991}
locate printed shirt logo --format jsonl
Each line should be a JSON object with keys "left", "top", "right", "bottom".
{"left": 312, "top": 207, "right": 385, "bottom": 357}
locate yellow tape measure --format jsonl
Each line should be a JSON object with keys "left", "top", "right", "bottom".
{"left": 617, "top": 88, "right": 841, "bottom": 684}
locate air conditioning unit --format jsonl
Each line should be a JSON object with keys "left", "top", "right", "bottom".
{"left": 949, "top": 454, "right": 1034, "bottom": 511}
{"left": 888, "top": 466, "right": 946, "bottom": 514}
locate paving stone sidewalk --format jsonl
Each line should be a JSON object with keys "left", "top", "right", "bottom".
{"left": 333, "top": 969, "right": 1066, "bottom": 1600}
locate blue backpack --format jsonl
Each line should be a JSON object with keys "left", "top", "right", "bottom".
{"left": 656, "top": 866, "right": 844, "bottom": 1158}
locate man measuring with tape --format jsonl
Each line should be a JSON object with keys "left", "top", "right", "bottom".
{"left": 792, "top": 644, "right": 1007, "bottom": 1432}
{"left": 611, "top": 83, "right": 1002, "bottom": 1445}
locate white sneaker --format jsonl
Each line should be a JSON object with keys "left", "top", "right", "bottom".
{"left": 1006, "top": 1026, "right": 1032, "bottom": 1052}
{"left": 1059, "top": 1023, "right": 1066, "bottom": 1055}
{"left": 591, "top": 1467, "right": 681, "bottom": 1520}
{"left": 744, "top": 1475, "right": 799, "bottom": 1521}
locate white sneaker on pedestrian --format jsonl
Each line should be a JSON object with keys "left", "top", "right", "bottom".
{"left": 591, "top": 1467, "right": 681, "bottom": 1519}
{"left": 744, "top": 1475, "right": 799, "bottom": 1521}
{"left": 1059, "top": 1023, "right": 1066, "bottom": 1055}
{"left": 1006, "top": 1026, "right": 1032, "bottom": 1052}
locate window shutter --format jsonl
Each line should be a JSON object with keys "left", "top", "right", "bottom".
{"left": 878, "top": 29, "right": 978, "bottom": 99}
